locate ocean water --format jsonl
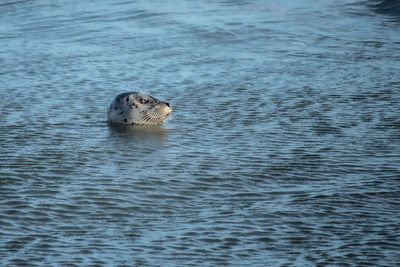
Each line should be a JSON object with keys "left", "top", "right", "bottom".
{"left": 1, "top": 0, "right": 400, "bottom": 266}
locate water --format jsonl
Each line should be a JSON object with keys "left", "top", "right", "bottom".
{"left": 1, "top": 0, "right": 400, "bottom": 265}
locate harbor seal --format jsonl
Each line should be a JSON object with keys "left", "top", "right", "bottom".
{"left": 107, "top": 92, "right": 172, "bottom": 125}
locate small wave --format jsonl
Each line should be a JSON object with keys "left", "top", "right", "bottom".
{"left": 368, "top": 0, "right": 400, "bottom": 19}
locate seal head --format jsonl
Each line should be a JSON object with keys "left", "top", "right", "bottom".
{"left": 107, "top": 92, "right": 171, "bottom": 125}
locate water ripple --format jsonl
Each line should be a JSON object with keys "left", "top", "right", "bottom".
{"left": 1, "top": 0, "right": 400, "bottom": 266}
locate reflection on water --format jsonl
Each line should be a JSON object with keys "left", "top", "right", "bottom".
{"left": 1, "top": 0, "right": 400, "bottom": 266}
{"left": 107, "top": 123, "right": 170, "bottom": 158}
{"left": 108, "top": 123, "right": 170, "bottom": 142}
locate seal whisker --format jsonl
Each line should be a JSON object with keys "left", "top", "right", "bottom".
{"left": 138, "top": 116, "right": 149, "bottom": 125}
{"left": 142, "top": 115, "right": 153, "bottom": 125}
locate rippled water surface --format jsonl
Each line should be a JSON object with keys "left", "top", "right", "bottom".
{"left": 1, "top": 0, "right": 400, "bottom": 265}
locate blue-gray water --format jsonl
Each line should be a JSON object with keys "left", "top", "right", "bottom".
{"left": 1, "top": 0, "right": 400, "bottom": 266}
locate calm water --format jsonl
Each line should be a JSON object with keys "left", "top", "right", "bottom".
{"left": 1, "top": 0, "right": 400, "bottom": 266}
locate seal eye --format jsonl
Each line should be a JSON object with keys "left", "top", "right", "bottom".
{"left": 140, "top": 98, "right": 149, "bottom": 104}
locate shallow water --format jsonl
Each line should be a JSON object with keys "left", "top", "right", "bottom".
{"left": 1, "top": 0, "right": 400, "bottom": 266}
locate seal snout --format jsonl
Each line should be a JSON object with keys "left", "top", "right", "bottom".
{"left": 162, "top": 101, "right": 171, "bottom": 114}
